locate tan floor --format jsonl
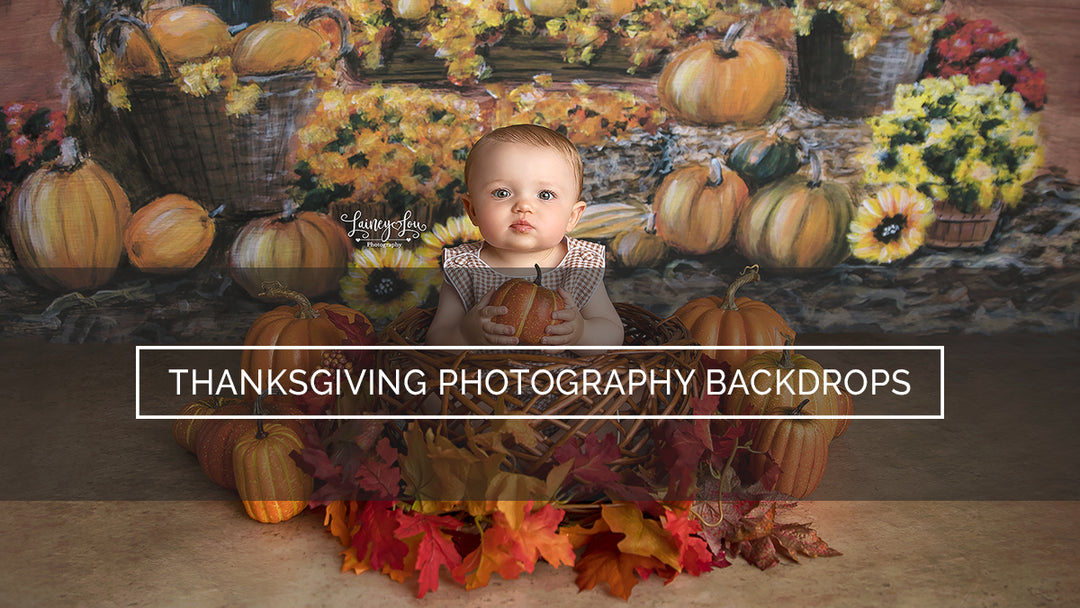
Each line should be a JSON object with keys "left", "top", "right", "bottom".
{"left": 2, "top": 332, "right": 1078, "bottom": 605}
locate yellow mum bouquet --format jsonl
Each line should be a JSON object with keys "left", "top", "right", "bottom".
{"left": 859, "top": 75, "right": 1044, "bottom": 215}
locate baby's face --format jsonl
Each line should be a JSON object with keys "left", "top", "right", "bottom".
{"left": 463, "top": 141, "right": 585, "bottom": 256}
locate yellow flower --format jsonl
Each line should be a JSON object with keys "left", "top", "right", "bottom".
{"left": 414, "top": 215, "right": 482, "bottom": 264}
{"left": 848, "top": 185, "right": 934, "bottom": 264}
{"left": 340, "top": 246, "right": 439, "bottom": 327}
{"left": 225, "top": 83, "right": 261, "bottom": 117}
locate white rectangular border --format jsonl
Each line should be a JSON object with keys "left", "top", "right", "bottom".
{"left": 135, "top": 344, "right": 945, "bottom": 420}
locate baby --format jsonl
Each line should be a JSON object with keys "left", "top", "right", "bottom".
{"left": 426, "top": 124, "right": 624, "bottom": 348}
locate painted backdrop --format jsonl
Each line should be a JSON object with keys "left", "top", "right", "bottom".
{"left": 0, "top": 0, "right": 1077, "bottom": 343}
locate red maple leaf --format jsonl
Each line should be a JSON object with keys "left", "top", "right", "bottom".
{"left": 394, "top": 511, "right": 465, "bottom": 598}
{"left": 355, "top": 437, "right": 401, "bottom": 499}
{"left": 352, "top": 501, "right": 410, "bottom": 572}
{"left": 660, "top": 508, "right": 714, "bottom": 576}
{"left": 323, "top": 309, "right": 377, "bottom": 368}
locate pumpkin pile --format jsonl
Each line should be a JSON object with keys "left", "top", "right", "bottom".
{"left": 111, "top": 4, "right": 343, "bottom": 78}
{"left": 726, "top": 341, "right": 855, "bottom": 498}
{"left": 671, "top": 266, "right": 853, "bottom": 498}
{"left": 171, "top": 283, "right": 376, "bottom": 523}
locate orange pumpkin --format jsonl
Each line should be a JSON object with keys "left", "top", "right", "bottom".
{"left": 110, "top": 19, "right": 166, "bottom": 78}
{"left": 233, "top": 418, "right": 314, "bottom": 523}
{"left": 124, "top": 194, "right": 215, "bottom": 273}
{"left": 723, "top": 345, "right": 846, "bottom": 439}
{"left": 653, "top": 158, "right": 749, "bottom": 255}
{"left": 609, "top": 225, "right": 668, "bottom": 268}
{"left": 172, "top": 396, "right": 237, "bottom": 453}
{"left": 657, "top": 22, "right": 787, "bottom": 126}
{"left": 490, "top": 265, "right": 565, "bottom": 346}
{"left": 148, "top": 6, "right": 231, "bottom": 70}
{"left": 195, "top": 395, "right": 304, "bottom": 490}
{"left": 670, "top": 265, "right": 794, "bottom": 371}
{"left": 734, "top": 153, "right": 855, "bottom": 270}
{"left": 745, "top": 399, "right": 831, "bottom": 499}
{"left": 228, "top": 210, "right": 351, "bottom": 300}
{"left": 241, "top": 281, "right": 375, "bottom": 382}
{"left": 231, "top": 20, "right": 326, "bottom": 76}
{"left": 7, "top": 138, "right": 131, "bottom": 291}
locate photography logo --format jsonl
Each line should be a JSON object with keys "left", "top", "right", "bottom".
{"left": 339, "top": 209, "right": 428, "bottom": 248}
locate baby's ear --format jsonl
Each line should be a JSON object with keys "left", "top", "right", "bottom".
{"left": 461, "top": 193, "right": 477, "bottom": 222}
{"left": 566, "top": 199, "right": 587, "bottom": 230}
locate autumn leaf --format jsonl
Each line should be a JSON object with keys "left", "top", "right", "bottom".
{"left": 453, "top": 522, "right": 527, "bottom": 590}
{"left": 660, "top": 508, "right": 714, "bottom": 576}
{"left": 498, "top": 503, "right": 575, "bottom": 570}
{"left": 323, "top": 308, "right": 377, "bottom": 368}
{"left": 574, "top": 532, "right": 666, "bottom": 600}
{"left": 553, "top": 433, "right": 622, "bottom": 488}
{"left": 355, "top": 437, "right": 401, "bottom": 499}
{"left": 771, "top": 522, "right": 842, "bottom": 562}
{"left": 351, "top": 501, "right": 410, "bottom": 572}
{"left": 395, "top": 510, "right": 465, "bottom": 598}
{"left": 601, "top": 503, "right": 681, "bottom": 570}
{"left": 323, "top": 500, "right": 357, "bottom": 547}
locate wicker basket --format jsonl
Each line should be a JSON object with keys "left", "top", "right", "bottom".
{"left": 796, "top": 12, "right": 929, "bottom": 118}
{"left": 97, "top": 8, "right": 349, "bottom": 220}
{"left": 377, "top": 303, "right": 701, "bottom": 475}
{"left": 119, "top": 72, "right": 318, "bottom": 219}
{"left": 926, "top": 200, "right": 1003, "bottom": 249}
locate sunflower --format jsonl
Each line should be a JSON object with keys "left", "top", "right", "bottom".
{"left": 848, "top": 185, "right": 935, "bottom": 264}
{"left": 414, "top": 215, "right": 483, "bottom": 265}
{"left": 340, "top": 246, "right": 440, "bottom": 327}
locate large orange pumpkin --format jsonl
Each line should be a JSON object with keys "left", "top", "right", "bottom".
{"left": 723, "top": 345, "right": 846, "bottom": 439}
{"left": 653, "top": 158, "right": 749, "bottom": 255}
{"left": 657, "top": 22, "right": 787, "bottom": 126}
{"left": 670, "top": 265, "right": 794, "bottom": 371}
{"left": 745, "top": 399, "right": 831, "bottom": 499}
{"left": 233, "top": 418, "right": 314, "bottom": 523}
{"left": 734, "top": 153, "right": 855, "bottom": 270}
{"left": 124, "top": 194, "right": 215, "bottom": 273}
{"left": 195, "top": 395, "right": 304, "bottom": 490}
{"left": 241, "top": 281, "right": 375, "bottom": 382}
{"left": 148, "top": 6, "right": 231, "bottom": 70}
{"left": 228, "top": 210, "right": 351, "bottom": 300}
{"left": 7, "top": 138, "right": 131, "bottom": 291}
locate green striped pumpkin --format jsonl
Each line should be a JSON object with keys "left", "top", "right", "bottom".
{"left": 734, "top": 155, "right": 854, "bottom": 270}
{"left": 728, "top": 130, "right": 801, "bottom": 188}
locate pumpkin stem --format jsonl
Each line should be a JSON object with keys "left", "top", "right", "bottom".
{"left": 533, "top": 264, "right": 542, "bottom": 286}
{"left": 708, "top": 157, "right": 725, "bottom": 186}
{"left": 259, "top": 280, "right": 319, "bottom": 319}
{"left": 806, "top": 147, "right": 823, "bottom": 189}
{"left": 715, "top": 19, "right": 749, "bottom": 57}
{"left": 57, "top": 137, "right": 82, "bottom": 170}
{"left": 644, "top": 211, "right": 657, "bottom": 235}
{"left": 208, "top": 204, "right": 226, "bottom": 219}
{"left": 779, "top": 334, "right": 795, "bottom": 368}
{"left": 253, "top": 391, "right": 269, "bottom": 439}
{"left": 792, "top": 398, "right": 811, "bottom": 416}
{"left": 719, "top": 264, "right": 760, "bottom": 310}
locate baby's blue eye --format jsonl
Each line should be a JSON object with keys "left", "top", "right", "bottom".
{"left": 537, "top": 190, "right": 555, "bottom": 201}
{"left": 493, "top": 188, "right": 511, "bottom": 199}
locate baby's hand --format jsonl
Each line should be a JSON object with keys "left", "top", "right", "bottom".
{"left": 542, "top": 288, "right": 583, "bottom": 347}
{"left": 464, "top": 287, "right": 519, "bottom": 346}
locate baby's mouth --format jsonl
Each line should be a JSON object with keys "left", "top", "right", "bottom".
{"left": 511, "top": 219, "right": 534, "bottom": 232}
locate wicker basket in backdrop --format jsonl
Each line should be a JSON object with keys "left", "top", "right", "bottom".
{"left": 377, "top": 303, "right": 701, "bottom": 476}
{"left": 926, "top": 200, "right": 1003, "bottom": 248}
{"left": 119, "top": 72, "right": 318, "bottom": 219}
{"left": 796, "top": 12, "right": 929, "bottom": 118}
{"left": 97, "top": 8, "right": 349, "bottom": 220}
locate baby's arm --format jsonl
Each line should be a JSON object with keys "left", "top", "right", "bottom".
{"left": 544, "top": 286, "right": 624, "bottom": 348}
{"left": 426, "top": 282, "right": 520, "bottom": 346}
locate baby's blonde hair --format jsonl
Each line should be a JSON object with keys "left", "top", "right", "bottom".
{"left": 464, "top": 124, "right": 583, "bottom": 198}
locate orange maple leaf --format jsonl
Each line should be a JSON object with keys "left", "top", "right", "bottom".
{"left": 601, "top": 503, "right": 682, "bottom": 570}
{"left": 574, "top": 532, "right": 666, "bottom": 600}
{"left": 498, "top": 503, "right": 575, "bottom": 571}
{"left": 454, "top": 523, "right": 527, "bottom": 590}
